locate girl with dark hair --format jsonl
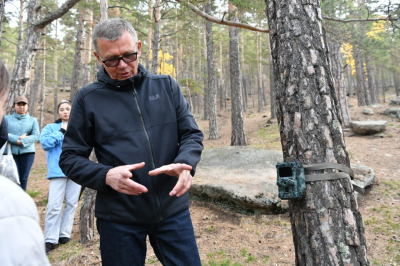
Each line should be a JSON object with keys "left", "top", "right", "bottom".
{"left": 40, "top": 99, "right": 81, "bottom": 254}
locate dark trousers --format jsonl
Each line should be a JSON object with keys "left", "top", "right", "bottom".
{"left": 13, "top": 153, "right": 35, "bottom": 191}
{"left": 97, "top": 208, "right": 201, "bottom": 266}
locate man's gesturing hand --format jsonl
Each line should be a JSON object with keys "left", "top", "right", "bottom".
{"left": 148, "top": 163, "right": 193, "bottom": 197}
{"left": 106, "top": 162, "right": 148, "bottom": 195}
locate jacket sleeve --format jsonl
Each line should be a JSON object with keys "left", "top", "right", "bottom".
{"left": 20, "top": 118, "right": 40, "bottom": 147}
{"left": 5, "top": 117, "right": 19, "bottom": 145}
{"left": 0, "top": 117, "right": 8, "bottom": 148}
{"left": 59, "top": 90, "right": 113, "bottom": 192}
{"left": 39, "top": 125, "right": 63, "bottom": 151}
{"left": 170, "top": 77, "right": 204, "bottom": 176}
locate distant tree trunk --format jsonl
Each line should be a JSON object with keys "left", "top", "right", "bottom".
{"left": 0, "top": 0, "right": 5, "bottom": 46}
{"left": 82, "top": 3, "right": 93, "bottom": 87}
{"left": 269, "top": 51, "right": 276, "bottom": 119}
{"left": 347, "top": 65, "right": 353, "bottom": 98}
{"left": 328, "top": 40, "right": 351, "bottom": 128}
{"left": 16, "top": 0, "right": 25, "bottom": 55}
{"left": 53, "top": 18, "right": 59, "bottom": 121}
{"left": 353, "top": 50, "right": 366, "bottom": 106}
{"left": 219, "top": 42, "right": 224, "bottom": 110}
{"left": 365, "top": 55, "right": 379, "bottom": 104}
{"left": 360, "top": 54, "right": 371, "bottom": 105}
{"left": 100, "top": 0, "right": 108, "bottom": 21}
{"left": 257, "top": 32, "right": 262, "bottom": 112}
{"left": 28, "top": 54, "right": 42, "bottom": 116}
{"left": 229, "top": 2, "right": 246, "bottom": 146}
{"left": 70, "top": 10, "right": 84, "bottom": 101}
{"left": 39, "top": 27, "right": 46, "bottom": 130}
{"left": 381, "top": 66, "right": 387, "bottom": 103}
{"left": 7, "top": 0, "right": 81, "bottom": 113}
{"left": 203, "top": 28, "right": 209, "bottom": 120}
{"left": 146, "top": 0, "right": 153, "bottom": 70}
{"left": 205, "top": 1, "right": 218, "bottom": 139}
{"left": 62, "top": 46, "right": 67, "bottom": 92}
{"left": 151, "top": 0, "right": 161, "bottom": 74}
{"left": 265, "top": 0, "right": 369, "bottom": 265}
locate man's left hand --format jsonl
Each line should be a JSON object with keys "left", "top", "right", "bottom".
{"left": 148, "top": 164, "right": 193, "bottom": 197}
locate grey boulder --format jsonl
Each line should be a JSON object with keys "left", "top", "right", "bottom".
{"left": 350, "top": 120, "right": 387, "bottom": 135}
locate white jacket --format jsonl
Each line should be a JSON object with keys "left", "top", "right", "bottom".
{"left": 0, "top": 176, "right": 51, "bottom": 266}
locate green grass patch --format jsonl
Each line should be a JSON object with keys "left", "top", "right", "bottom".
{"left": 27, "top": 190, "right": 41, "bottom": 198}
{"left": 252, "top": 124, "right": 281, "bottom": 150}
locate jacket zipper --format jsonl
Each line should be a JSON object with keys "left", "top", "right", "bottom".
{"left": 132, "top": 86, "right": 163, "bottom": 221}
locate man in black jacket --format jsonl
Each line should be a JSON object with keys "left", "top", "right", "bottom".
{"left": 59, "top": 18, "right": 204, "bottom": 266}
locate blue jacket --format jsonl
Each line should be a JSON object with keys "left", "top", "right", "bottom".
{"left": 40, "top": 120, "right": 67, "bottom": 179}
{"left": 5, "top": 112, "right": 40, "bottom": 155}
{"left": 60, "top": 64, "right": 204, "bottom": 224}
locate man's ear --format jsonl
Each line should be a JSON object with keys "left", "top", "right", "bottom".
{"left": 137, "top": 41, "right": 142, "bottom": 57}
{"left": 93, "top": 51, "right": 103, "bottom": 65}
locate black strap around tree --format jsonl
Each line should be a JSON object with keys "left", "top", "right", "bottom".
{"left": 302, "top": 162, "right": 365, "bottom": 194}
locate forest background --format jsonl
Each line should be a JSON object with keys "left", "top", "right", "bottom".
{"left": 1, "top": 0, "right": 400, "bottom": 265}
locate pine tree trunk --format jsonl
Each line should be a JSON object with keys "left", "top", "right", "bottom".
{"left": 265, "top": 0, "right": 369, "bottom": 264}
{"left": 205, "top": 0, "right": 218, "bottom": 139}
{"left": 365, "top": 55, "right": 379, "bottom": 104}
{"left": 328, "top": 40, "right": 351, "bottom": 128}
{"left": 7, "top": 0, "right": 81, "bottom": 112}
{"left": 353, "top": 50, "right": 366, "bottom": 106}
{"left": 269, "top": 51, "right": 276, "bottom": 119}
{"left": 28, "top": 54, "right": 42, "bottom": 117}
{"left": 347, "top": 65, "right": 353, "bottom": 98}
{"left": 229, "top": 3, "right": 246, "bottom": 146}
{"left": 257, "top": 32, "right": 263, "bottom": 112}
{"left": 151, "top": 0, "right": 161, "bottom": 74}
{"left": 53, "top": 17, "right": 59, "bottom": 121}
{"left": 39, "top": 27, "right": 46, "bottom": 130}
{"left": 70, "top": 10, "right": 84, "bottom": 100}
{"left": 0, "top": 0, "right": 5, "bottom": 46}
{"left": 380, "top": 66, "right": 386, "bottom": 103}
{"left": 203, "top": 28, "right": 209, "bottom": 120}
{"left": 219, "top": 42, "right": 224, "bottom": 110}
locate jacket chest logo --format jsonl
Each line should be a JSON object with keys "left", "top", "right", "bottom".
{"left": 149, "top": 94, "right": 160, "bottom": 101}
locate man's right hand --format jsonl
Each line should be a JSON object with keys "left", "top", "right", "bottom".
{"left": 106, "top": 162, "right": 148, "bottom": 195}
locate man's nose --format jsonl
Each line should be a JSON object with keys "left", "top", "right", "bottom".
{"left": 117, "top": 58, "right": 128, "bottom": 67}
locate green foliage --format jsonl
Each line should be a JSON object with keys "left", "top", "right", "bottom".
{"left": 178, "top": 78, "right": 204, "bottom": 94}
{"left": 27, "top": 190, "right": 41, "bottom": 198}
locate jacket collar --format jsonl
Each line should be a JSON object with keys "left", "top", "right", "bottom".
{"left": 96, "top": 64, "right": 148, "bottom": 89}
{"left": 12, "top": 111, "right": 30, "bottom": 120}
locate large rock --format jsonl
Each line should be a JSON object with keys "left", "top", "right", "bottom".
{"left": 351, "top": 164, "right": 375, "bottom": 191}
{"left": 191, "top": 147, "right": 285, "bottom": 213}
{"left": 384, "top": 108, "right": 400, "bottom": 119}
{"left": 191, "top": 147, "right": 374, "bottom": 214}
{"left": 350, "top": 120, "right": 387, "bottom": 135}
{"left": 362, "top": 108, "right": 374, "bottom": 115}
{"left": 389, "top": 96, "right": 400, "bottom": 106}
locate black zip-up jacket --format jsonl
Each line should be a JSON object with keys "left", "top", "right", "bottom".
{"left": 59, "top": 64, "right": 203, "bottom": 224}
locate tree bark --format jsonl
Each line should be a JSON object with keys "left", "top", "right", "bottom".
{"left": 205, "top": 1, "right": 219, "bottom": 140}
{"left": 0, "top": 0, "right": 5, "bottom": 46}
{"left": 219, "top": 42, "right": 224, "bottom": 110}
{"left": 82, "top": 2, "right": 93, "bottom": 87}
{"left": 151, "top": 0, "right": 161, "bottom": 74}
{"left": 380, "top": 66, "right": 386, "bottom": 103}
{"left": 365, "top": 55, "right": 379, "bottom": 104}
{"left": 353, "top": 50, "right": 366, "bottom": 106}
{"left": 265, "top": 0, "right": 369, "bottom": 265}
{"left": 328, "top": 40, "right": 351, "bottom": 128}
{"left": 39, "top": 27, "right": 46, "bottom": 130}
{"left": 229, "top": 3, "right": 246, "bottom": 146}
{"left": 7, "top": 0, "right": 81, "bottom": 112}
{"left": 28, "top": 53, "right": 42, "bottom": 117}
{"left": 53, "top": 17, "right": 59, "bottom": 121}
{"left": 257, "top": 32, "right": 263, "bottom": 112}
{"left": 346, "top": 65, "right": 353, "bottom": 98}
{"left": 70, "top": 9, "right": 84, "bottom": 100}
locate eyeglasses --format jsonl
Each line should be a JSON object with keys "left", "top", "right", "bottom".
{"left": 98, "top": 52, "right": 138, "bottom": 67}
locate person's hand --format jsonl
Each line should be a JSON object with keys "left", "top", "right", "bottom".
{"left": 18, "top": 133, "right": 27, "bottom": 140}
{"left": 148, "top": 163, "right": 193, "bottom": 197}
{"left": 61, "top": 123, "right": 68, "bottom": 130}
{"left": 106, "top": 162, "right": 148, "bottom": 195}
{"left": 17, "top": 140, "right": 23, "bottom": 146}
